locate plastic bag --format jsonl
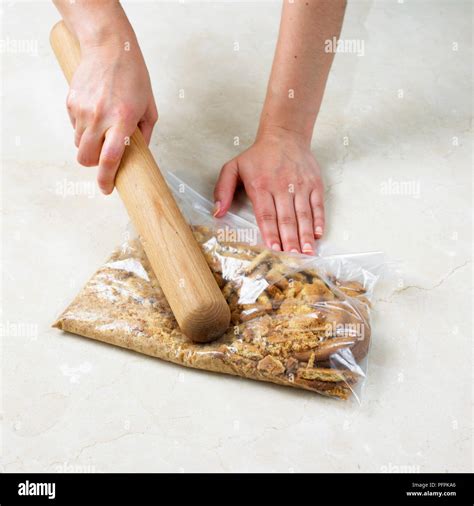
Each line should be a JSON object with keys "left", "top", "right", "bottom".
{"left": 53, "top": 174, "right": 382, "bottom": 401}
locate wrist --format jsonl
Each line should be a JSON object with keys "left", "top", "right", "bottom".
{"left": 67, "top": 3, "right": 135, "bottom": 51}
{"left": 256, "top": 123, "right": 313, "bottom": 148}
{"left": 80, "top": 24, "right": 135, "bottom": 53}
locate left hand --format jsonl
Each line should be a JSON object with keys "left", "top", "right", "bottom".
{"left": 213, "top": 127, "right": 325, "bottom": 254}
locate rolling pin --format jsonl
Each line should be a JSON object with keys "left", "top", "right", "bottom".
{"left": 50, "top": 21, "right": 230, "bottom": 343}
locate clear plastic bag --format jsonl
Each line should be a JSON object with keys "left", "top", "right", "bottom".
{"left": 53, "top": 174, "right": 382, "bottom": 402}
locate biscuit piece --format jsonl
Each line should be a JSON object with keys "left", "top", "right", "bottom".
{"left": 53, "top": 231, "right": 373, "bottom": 400}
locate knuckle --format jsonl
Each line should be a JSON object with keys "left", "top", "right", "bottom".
{"left": 115, "top": 103, "right": 136, "bottom": 125}
{"left": 220, "top": 162, "right": 231, "bottom": 174}
{"left": 278, "top": 184, "right": 292, "bottom": 195}
{"left": 282, "top": 183, "right": 303, "bottom": 195}
{"left": 77, "top": 105, "right": 95, "bottom": 123}
{"left": 102, "top": 141, "right": 126, "bottom": 165}
{"left": 77, "top": 152, "right": 95, "bottom": 167}
{"left": 101, "top": 151, "right": 121, "bottom": 166}
{"left": 279, "top": 215, "right": 297, "bottom": 226}
{"left": 311, "top": 189, "right": 324, "bottom": 203}
{"left": 90, "top": 102, "right": 105, "bottom": 125}
{"left": 66, "top": 91, "right": 76, "bottom": 110}
{"left": 104, "top": 138, "right": 125, "bottom": 159}
{"left": 285, "top": 177, "right": 304, "bottom": 190}
{"left": 256, "top": 211, "right": 276, "bottom": 223}
{"left": 296, "top": 210, "right": 312, "bottom": 220}
{"left": 248, "top": 178, "right": 268, "bottom": 194}
{"left": 311, "top": 203, "right": 324, "bottom": 215}
{"left": 294, "top": 176, "right": 305, "bottom": 187}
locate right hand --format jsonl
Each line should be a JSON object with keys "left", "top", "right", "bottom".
{"left": 67, "top": 39, "right": 158, "bottom": 194}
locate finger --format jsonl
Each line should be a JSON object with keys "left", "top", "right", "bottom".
{"left": 77, "top": 126, "right": 104, "bottom": 167}
{"left": 249, "top": 190, "right": 281, "bottom": 251}
{"left": 294, "top": 192, "right": 315, "bottom": 255}
{"left": 138, "top": 120, "right": 153, "bottom": 145}
{"left": 74, "top": 121, "right": 86, "bottom": 148}
{"left": 274, "top": 192, "right": 300, "bottom": 253}
{"left": 66, "top": 90, "right": 76, "bottom": 128}
{"left": 138, "top": 101, "right": 159, "bottom": 145}
{"left": 67, "top": 108, "right": 76, "bottom": 129}
{"left": 213, "top": 160, "right": 239, "bottom": 217}
{"left": 310, "top": 188, "right": 325, "bottom": 238}
{"left": 97, "top": 126, "right": 130, "bottom": 195}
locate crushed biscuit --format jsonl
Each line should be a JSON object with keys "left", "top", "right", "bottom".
{"left": 53, "top": 227, "right": 374, "bottom": 400}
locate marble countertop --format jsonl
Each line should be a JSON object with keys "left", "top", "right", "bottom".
{"left": 1, "top": 0, "right": 471, "bottom": 472}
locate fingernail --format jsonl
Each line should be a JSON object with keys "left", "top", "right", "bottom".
{"left": 302, "top": 243, "right": 313, "bottom": 254}
{"left": 271, "top": 243, "right": 281, "bottom": 252}
{"left": 290, "top": 248, "right": 299, "bottom": 253}
{"left": 213, "top": 201, "right": 221, "bottom": 217}
{"left": 315, "top": 226, "right": 323, "bottom": 237}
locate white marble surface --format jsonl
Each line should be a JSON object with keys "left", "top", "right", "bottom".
{"left": 1, "top": 0, "right": 472, "bottom": 473}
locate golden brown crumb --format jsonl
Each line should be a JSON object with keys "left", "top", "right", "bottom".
{"left": 52, "top": 227, "right": 372, "bottom": 400}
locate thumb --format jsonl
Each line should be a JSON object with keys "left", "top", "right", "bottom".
{"left": 213, "top": 160, "right": 239, "bottom": 217}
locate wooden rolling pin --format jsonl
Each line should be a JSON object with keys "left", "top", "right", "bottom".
{"left": 50, "top": 21, "right": 230, "bottom": 343}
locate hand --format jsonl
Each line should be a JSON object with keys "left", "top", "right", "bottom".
{"left": 66, "top": 38, "right": 158, "bottom": 194}
{"left": 213, "top": 128, "right": 325, "bottom": 254}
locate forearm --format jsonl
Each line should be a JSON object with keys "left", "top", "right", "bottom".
{"left": 52, "top": 0, "right": 135, "bottom": 49}
{"left": 258, "top": 0, "right": 346, "bottom": 145}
